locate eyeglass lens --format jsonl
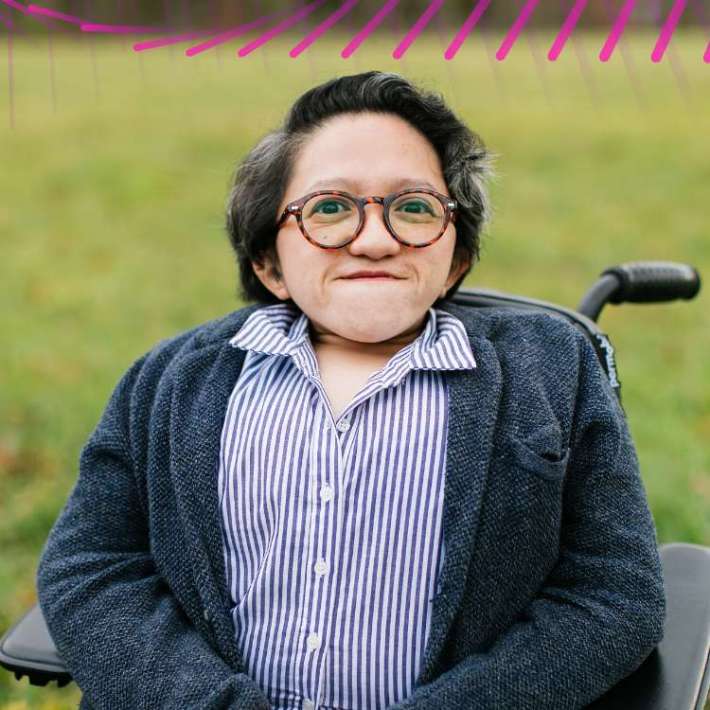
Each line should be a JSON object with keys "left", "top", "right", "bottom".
{"left": 301, "top": 192, "right": 446, "bottom": 247}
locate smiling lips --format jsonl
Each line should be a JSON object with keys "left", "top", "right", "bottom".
{"left": 342, "top": 270, "right": 401, "bottom": 279}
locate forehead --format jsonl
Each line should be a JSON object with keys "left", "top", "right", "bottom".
{"left": 287, "top": 112, "right": 446, "bottom": 195}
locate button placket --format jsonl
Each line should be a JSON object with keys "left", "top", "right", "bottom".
{"left": 316, "top": 410, "right": 333, "bottom": 580}
{"left": 304, "top": 402, "right": 332, "bottom": 697}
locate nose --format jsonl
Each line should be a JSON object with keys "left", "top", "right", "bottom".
{"left": 346, "top": 200, "right": 402, "bottom": 258}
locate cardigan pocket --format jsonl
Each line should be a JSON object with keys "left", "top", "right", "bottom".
{"left": 494, "top": 428, "right": 569, "bottom": 539}
{"left": 457, "top": 428, "right": 570, "bottom": 641}
{"left": 508, "top": 434, "right": 571, "bottom": 482}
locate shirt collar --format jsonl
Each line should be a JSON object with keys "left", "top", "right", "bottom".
{"left": 229, "top": 301, "right": 476, "bottom": 383}
{"left": 229, "top": 302, "right": 308, "bottom": 358}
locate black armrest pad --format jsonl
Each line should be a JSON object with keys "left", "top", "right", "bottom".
{"left": 0, "top": 603, "right": 71, "bottom": 686}
{"left": 588, "top": 543, "right": 710, "bottom": 710}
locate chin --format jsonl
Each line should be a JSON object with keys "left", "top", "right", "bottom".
{"left": 337, "top": 319, "right": 411, "bottom": 344}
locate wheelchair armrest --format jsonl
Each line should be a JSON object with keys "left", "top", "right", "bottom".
{"left": 588, "top": 542, "right": 710, "bottom": 710}
{"left": 0, "top": 603, "right": 71, "bottom": 687}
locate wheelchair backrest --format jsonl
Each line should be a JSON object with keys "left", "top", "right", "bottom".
{"left": 451, "top": 287, "right": 623, "bottom": 405}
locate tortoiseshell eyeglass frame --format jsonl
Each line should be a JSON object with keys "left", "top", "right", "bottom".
{"left": 275, "top": 188, "right": 458, "bottom": 250}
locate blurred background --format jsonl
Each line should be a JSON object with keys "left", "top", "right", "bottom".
{"left": 3, "top": 0, "right": 709, "bottom": 30}
{"left": 1, "top": 0, "right": 709, "bottom": 707}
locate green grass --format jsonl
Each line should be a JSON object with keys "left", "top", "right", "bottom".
{"left": 1, "top": 29, "right": 709, "bottom": 708}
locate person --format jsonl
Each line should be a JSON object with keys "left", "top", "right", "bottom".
{"left": 36, "top": 70, "right": 665, "bottom": 710}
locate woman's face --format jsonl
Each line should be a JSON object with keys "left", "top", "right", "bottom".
{"left": 252, "top": 111, "right": 470, "bottom": 346}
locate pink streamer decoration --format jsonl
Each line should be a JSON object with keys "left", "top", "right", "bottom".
{"left": 290, "top": 0, "right": 358, "bottom": 58}
{"left": 444, "top": 0, "right": 491, "bottom": 60}
{"left": 651, "top": 0, "right": 687, "bottom": 62}
{"left": 496, "top": 0, "right": 540, "bottom": 61}
{"left": 342, "top": 0, "right": 399, "bottom": 58}
{"left": 237, "top": 0, "right": 327, "bottom": 57}
{"left": 548, "top": 0, "right": 588, "bottom": 61}
{"left": 599, "top": 0, "right": 635, "bottom": 62}
{"left": 27, "top": 4, "right": 82, "bottom": 24}
{"left": 393, "top": 0, "right": 443, "bottom": 60}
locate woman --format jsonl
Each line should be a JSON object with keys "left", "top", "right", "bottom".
{"left": 36, "top": 71, "right": 665, "bottom": 710}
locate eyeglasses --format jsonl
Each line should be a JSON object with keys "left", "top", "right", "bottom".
{"left": 276, "top": 188, "right": 457, "bottom": 250}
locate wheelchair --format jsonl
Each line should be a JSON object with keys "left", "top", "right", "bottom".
{"left": 2, "top": 261, "right": 708, "bottom": 709}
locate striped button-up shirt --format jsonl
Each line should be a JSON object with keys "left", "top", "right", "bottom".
{"left": 218, "top": 301, "right": 477, "bottom": 710}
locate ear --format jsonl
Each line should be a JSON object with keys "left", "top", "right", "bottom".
{"left": 251, "top": 251, "right": 290, "bottom": 301}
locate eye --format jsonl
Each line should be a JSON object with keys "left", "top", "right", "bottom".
{"left": 311, "top": 198, "right": 351, "bottom": 216}
{"left": 391, "top": 193, "right": 441, "bottom": 221}
{"left": 396, "top": 198, "right": 436, "bottom": 216}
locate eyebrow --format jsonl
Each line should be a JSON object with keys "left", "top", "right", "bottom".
{"left": 305, "top": 177, "right": 440, "bottom": 193}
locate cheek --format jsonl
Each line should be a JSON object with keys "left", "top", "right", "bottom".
{"left": 278, "top": 236, "right": 312, "bottom": 275}
{"left": 280, "top": 248, "right": 332, "bottom": 293}
{"left": 428, "top": 242, "right": 457, "bottom": 279}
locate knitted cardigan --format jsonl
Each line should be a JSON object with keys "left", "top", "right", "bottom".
{"left": 35, "top": 300, "right": 666, "bottom": 709}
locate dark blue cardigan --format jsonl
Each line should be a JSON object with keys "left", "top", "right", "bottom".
{"left": 35, "top": 300, "right": 666, "bottom": 709}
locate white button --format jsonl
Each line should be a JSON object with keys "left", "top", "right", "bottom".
{"left": 314, "top": 558, "right": 327, "bottom": 576}
{"left": 306, "top": 632, "right": 320, "bottom": 651}
{"left": 303, "top": 700, "right": 315, "bottom": 710}
{"left": 320, "top": 485, "right": 334, "bottom": 502}
{"left": 336, "top": 418, "right": 350, "bottom": 432}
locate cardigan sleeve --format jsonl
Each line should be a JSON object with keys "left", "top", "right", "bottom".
{"left": 35, "top": 351, "right": 272, "bottom": 710}
{"left": 386, "top": 331, "right": 667, "bottom": 710}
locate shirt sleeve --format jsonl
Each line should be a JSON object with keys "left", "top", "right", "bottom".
{"left": 386, "top": 330, "right": 666, "bottom": 710}
{"left": 35, "top": 352, "right": 273, "bottom": 710}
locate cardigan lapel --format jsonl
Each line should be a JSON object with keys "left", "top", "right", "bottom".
{"left": 414, "top": 304, "right": 503, "bottom": 686}
{"left": 168, "top": 307, "right": 258, "bottom": 672}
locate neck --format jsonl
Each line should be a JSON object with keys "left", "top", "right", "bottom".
{"left": 309, "top": 314, "right": 426, "bottom": 355}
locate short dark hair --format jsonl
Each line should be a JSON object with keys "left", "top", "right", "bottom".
{"left": 225, "top": 70, "right": 494, "bottom": 307}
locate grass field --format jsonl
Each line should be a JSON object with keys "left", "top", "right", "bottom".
{"left": 1, "top": 28, "right": 709, "bottom": 708}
